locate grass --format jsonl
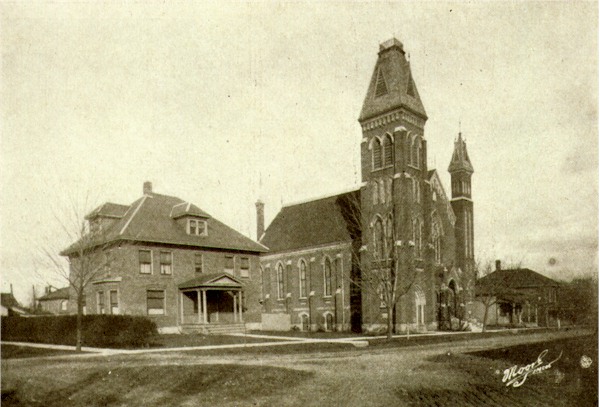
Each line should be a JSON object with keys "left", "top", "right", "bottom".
{"left": 1, "top": 364, "right": 313, "bottom": 407}
{"left": 149, "top": 333, "right": 282, "bottom": 348}
{"left": 1, "top": 345, "right": 81, "bottom": 359}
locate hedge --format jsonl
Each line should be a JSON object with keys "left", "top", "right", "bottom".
{"left": 1, "top": 315, "right": 158, "bottom": 348}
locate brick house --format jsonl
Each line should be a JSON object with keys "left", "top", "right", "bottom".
{"left": 473, "top": 260, "right": 561, "bottom": 327}
{"left": 37, "top": 286, "right": 71, "bottom": 315}
{"left": 259, "top": 38, "right": 477, "bottom": 333}
{"left": 62, "top": 182, "right": 267, "bottom": 333}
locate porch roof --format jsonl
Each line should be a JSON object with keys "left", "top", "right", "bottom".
{"left": 178, "top": 273, "right": 243, "bottom": 290}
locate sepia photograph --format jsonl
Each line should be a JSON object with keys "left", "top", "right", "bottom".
{"left": 1, "top": 1, "right": 597, "bottom": 406}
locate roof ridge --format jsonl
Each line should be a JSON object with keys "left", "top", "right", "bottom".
{"left": 119, "top": 196, "right": 147, "bottom": 235}
{"left": 283, "top": 187, "right": 360, "bottom": 208}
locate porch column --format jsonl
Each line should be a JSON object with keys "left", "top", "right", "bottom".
{"left": 233, "top": 291, "right": 238, "bottom": 322}
{"left": 180, "top": 291, "right": 184, "bottom": 325}
{"left": 238, "top": 291, "right": 243, "bottom": 322}
{"left": 202, "top": 290, "right": 208, "bottom": 323}
{"left": 196, "top": 289, "right": 201, "bottom": 324}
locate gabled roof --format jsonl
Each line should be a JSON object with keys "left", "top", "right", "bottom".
{"left": 478, "top": 268, "right": 559, "bottom": 289}
{"left": 178, "top": 273, "right": 243, "bottom": 289}
{"left": 448, "top": 133, "right": 474, "bottom": 174}
{"left": 1, "top": 293, "right": 20, "bottom": 308}
{"left": 261, "top": 190, "right": 360, "bottom": 253}
{"left": 359, "top": 38, "right": 427, "bottom": 122}
{"left": 170, "top": 202, "right": 210, "bottom": 219}
{"left": 85, "top": 202, "right": 129, "bottom": 220}
{"left": 38, "top": 287, "right": 70, "bottom": 301}
{"left": 63, "top": 190, "right": 267, "bottom": 255}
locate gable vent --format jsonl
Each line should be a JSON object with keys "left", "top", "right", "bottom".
{"left": 374, "top": 68, "right": 388, "bottom": 97}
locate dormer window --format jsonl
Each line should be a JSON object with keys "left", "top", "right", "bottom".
{"left": 188, "top": 219, "right": 207, "bottom": 236}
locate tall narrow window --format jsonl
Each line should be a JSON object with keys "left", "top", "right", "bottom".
{"left": 147, "top": 290, "right": 165, "bottom": 315}
{"left": 139, "top": 250, "right": 152, "bottom": 274}
{"left": 225, "top": 255, "right": 235, "bottom": 274}
{"left": 379, "top": 180, "right": 385, "bottom": 203}
{"left": 373, "top": 139, "right": 382, "bottom": 169}
{"left": 160, "top": 251, "right": 172, "bottom": 275}
{"left": 385, "top": 215, "right": 394, "bottom": 257}
{"left": 277, "top": 264, "right": 284, "bottom": 299}
{"left": 384, "top": 135, "right": 393, "bottom": 166}
{"left": 372, "top": 182, "right": 379, "bottom": 205}
{"left": 386, "top": 178, "right": 392, "bottom": 203}
{"left": 194, "top": 253, "right": 203, "bottom": 273}
{"left": 109, "top": 290, "right": 119, "bottom": 314}
{"left": 324, "top": 258, "right": 332, "bottom": 297}
{"left": 97, "top": 291, "right": 105, "bottom": 314}
{"left": 299, "top": 260, "right": 307, "bottom": 298}
{"left": 373, "top": 217, "right": 385, "bottom": 260}
{"left": 240, "top": 257, "right": 250, "bottom": 278}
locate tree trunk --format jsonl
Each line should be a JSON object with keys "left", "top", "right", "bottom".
{"left": 76, "top": 294, "right": 83, "bottom": 352}
{"left": 482, "top": 301, "right": 489, "bottom": 333}
{"left": 386, "top": 305, "right": 394, "bottom": 340}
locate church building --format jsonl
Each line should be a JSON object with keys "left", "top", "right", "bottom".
{"left": 259, "top": 38, "right": 476, "bottom": 333}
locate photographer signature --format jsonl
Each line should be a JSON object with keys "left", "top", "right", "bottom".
{"left": 502, "top": 349, "right": 562, "bottom": 388}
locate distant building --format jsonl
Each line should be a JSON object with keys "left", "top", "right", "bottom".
{"left": 1, "top": 290, "right": 29, "bottom": 316}
{"left": 37, "top": 286, "right": 71, "bottom": 315}
{"left": 474, "top": 260, "right": 561, "bottom": 327}
{"left": 259, "top": 38, "right": 477, "bottom": 333}
{"left": 62, "top": 182, "right": 267, "bottom": 333}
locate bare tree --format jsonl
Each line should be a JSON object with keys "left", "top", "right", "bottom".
{"left": 38, "top": 195, "right": 112, "bottom": 351}
{"left": 338, "top": 184, "right": 419, "bottom": 340}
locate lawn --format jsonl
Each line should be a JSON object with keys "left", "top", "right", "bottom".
{"left": 1, "top": 364, "right": 313, "bottom": 407}
{"left": 149, "top": 333, "right": 283, "bottom": 348}
{"left": 1, "top": 345, "right": 81, "bottom": 359}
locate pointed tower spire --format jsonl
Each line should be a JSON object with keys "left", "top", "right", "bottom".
{"left": 448, "top": 132, "right": 474, "bottom": 174}
{"left": 359, "top": 38, "right": 427, "bottom": 123}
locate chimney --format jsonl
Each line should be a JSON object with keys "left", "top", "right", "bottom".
{"left": 495, "top": 260, "right": 501, "bottom": 272}
{"left": 143, "top": 181, "right": 153, "bottom": 195}
{"left": 256, "top": 199, "right": 265, "bottom": 241}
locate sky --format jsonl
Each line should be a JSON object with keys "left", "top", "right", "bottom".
{"left": 1, "top": 1, "right": 597, "bottom": 305}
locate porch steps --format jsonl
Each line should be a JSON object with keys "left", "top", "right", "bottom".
{"left": 181, "top": 323, "right": 246, "bottom": 335}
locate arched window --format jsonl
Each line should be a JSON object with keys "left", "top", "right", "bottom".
{"left": 383, "top": 134, "right": 393, "bottom": 166}
{"left": 299, "top": 260, "right": 307, "bottom": 298}
{"left": 324, "top": 313, "right": 334, "bottom": 331}
{"left": 324, "top": 258, "right": 333, "bottom": 296}
{"left": 372, "top": 181, "right": 378, "bottom": 205}
{"left": 277, "top": 263, "right": 284, "bottom": 299}
{"left": 373, "top": 138, "right": 382, "bottom": 169}
{"left": 411, "top": 136, "right": 418, "bottom": 166}
{"left": 373, "top": 217, "right": 385, "bottom": 259}
{"left": 386, "top": 178, "right": 393, "bottom": 203}
{"left": 379, "top": 180, "right": 385, "bottom": 204}
{"left": 413, "top": 218, "right": 423, "bottom": 258}
{"left": 415, "top": 286, "right": 426, "bottom": 325}
{"left": 416, "top": 141, "right": 421, "bottom": 168}
{"left": 432, "top": 219, "right": 442, "bottom": 264}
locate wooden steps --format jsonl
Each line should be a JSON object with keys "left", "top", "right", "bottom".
{"left": 181, "top": 323, "right": 246, "bottom": 335}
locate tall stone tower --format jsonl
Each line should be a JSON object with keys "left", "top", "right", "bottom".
{"left": 358, "top": 38, "right": 430, "bottom": 330}
{"left": 448, "top": 133, "right": 475, "bottom": 292}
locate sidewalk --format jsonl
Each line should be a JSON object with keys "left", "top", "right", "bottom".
{"left": 1, "top": 326, "right": 586, "bottom": 359}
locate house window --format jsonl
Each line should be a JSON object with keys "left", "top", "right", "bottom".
{"left": 188, "top": 219, "right": 207, "bottom": 236}
{"left": 139, "top": 250, "right": 152, "bottom": 274}
{"left": 194, "top": 253, "right": 203, "bottom": 273}
{"left": 299, "top": 260, "right": 307, "bottom": 298}
{"left": 160, "top": 251, "right": 172, "bottom": 275}
{"left": 61, "top": 300, "right": 68, "bottom": 311}
{"left": 277, "top": 264, "right": 284, "bottom": 299}
{"left": 225, "top": 255, "right": 235, "bottom": 274}
{"left": 109, "top": 290, "right": 119, "bottom": 314}
{"left": 147, "top": 290, "right": 165, "bottom": 315}
{"left": 97, "top": 291, "right": 105, "bottom": 314}
{"left": 324, "top": 258, "right": 332, "bottom": 297}
{"left": 240, "top": 257, "right": 250, "bottom": 278}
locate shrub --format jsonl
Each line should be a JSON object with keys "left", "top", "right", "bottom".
{"left": 1, "top": 315, "right": 157, "bottom": 348}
